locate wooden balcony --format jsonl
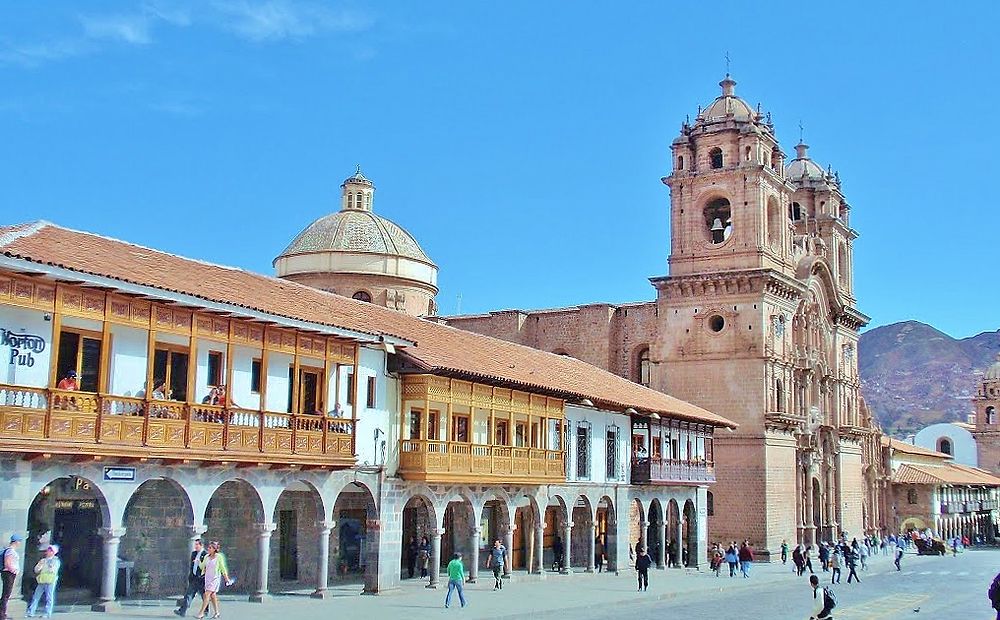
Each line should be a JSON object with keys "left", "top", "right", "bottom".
{"left": 630, "top": 457, "right": 715, "bottom": 486}
{"left": 398, "top": 439, "right": 564, "bottom": 484}
{"left": 0, "top": 384, "right": 355, "bottom": 467}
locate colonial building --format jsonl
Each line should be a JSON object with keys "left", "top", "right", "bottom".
{"left": 0, "top": 220, "right": 733, "bottom": 611}
{"left": 973, "top": 355, "right": 1000, "bottom": 474}
{"left": 446, "top": 75, "right": 875, "bottom": 559}
{"left": 878, "top": 438, "right": 999, "bottom": 541}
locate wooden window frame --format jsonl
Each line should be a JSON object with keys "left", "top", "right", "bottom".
{"left": 153, "top": 343, "right": 191, "bottom": 402}
{"left": 366, "top": 375, "right": 377, "bottom": 409}
{"left": 55, "top": 326, "right": 104, "bottom": 392}
{"left": 207, "top": 350, "right": 224, "bottom": 387}
{"left": 495, "top": 419, "right": 509, "bottom": 446}
{"left": 346, "top": 372, "right": 355, "bottom": 405}
{"left": 428, "top": 409, "right": 440, "bottom": 440}
{"left": 409, "top": 409, "right": 423, "bottom": 440}
{"left": 452, "top": 414, "right": 470, "bottom": 443}
{"left": 250, "top": 358, "right": 262, "bottom": 394}
{"left": 297, "top": 365, "right": 324, "bottom": 415}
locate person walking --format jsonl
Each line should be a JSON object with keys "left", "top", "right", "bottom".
{"left": 845, "top": 545, "right": 861, "bottom": 584}
{"left": 489, "top": 539, "right": 507, "bottom": 590}
{"left": 176, "top": 538, "right": 207, "bottom": 616}
{"left": 406, "top": 536, "right": 418, "bottom": 579}
{"left": 725, "top": 543, "right": 738, "bottom": 578}
{"left": 808, "top": 574, "right": 836, "bottom": 620}
{"left": 830, "top": 547, "right": 842, "bottom": 584}
{"left": 894, "top": 544, "right": 903, "bottom": 571}
{"left": 196, "top": 541, "right": 231, "bottom": 619}
{"left": 635, "top": 547, "right": 652, "bottom": 591}
{"left": 26, "top": 545, "right": 60, "bottom": 618}
{"left": 594, "top": 535, "right": 605, "bottom": 573}
{"left": 1, "top": 533, "right": 22, "bottom": 620}
{"left": 738, "top": 541, "right": 754, "bottom": 578}
{"left": 792, "top": 544, "right": 804, "bottom": 576}
{"left": 803, "top": 545, "right": 815, "bottom": 575}
{"left": 553, "top": 536, "right": 564, "bottom": 572}
{"left": 859, "top": 538, "right": 869, "bottom": 570}
{"left": 444, "top": 553, "right": 467, "bottom": 609}
{"left": 418, "top": 536, "right": 430, "bottom": 579}
{"left": 780, "top": 539, "right": 789, "bottom": 564}
{"left": 989, "top": 571, "right": 1000, "bottom": 620}
{"left": 711, "top": 544, "right": 723, "bottom": 577}
{"left": 818, "top": 543, "right": 830, "bottom": 572}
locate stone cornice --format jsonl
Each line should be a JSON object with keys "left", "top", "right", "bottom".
{"left": 650, "top": 268, "right": 806, "bottom": 302}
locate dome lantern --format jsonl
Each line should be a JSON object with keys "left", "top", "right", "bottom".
{"left": 342, "top": 165, "right": 375, "bottom": 212}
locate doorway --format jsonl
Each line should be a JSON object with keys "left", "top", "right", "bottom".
{"left": 278, "top": 510, "right": 298, "bottom": 580}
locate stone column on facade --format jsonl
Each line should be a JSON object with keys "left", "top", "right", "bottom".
{"left": 189, "top": 524, "right": 208, "bottom": 551}
{"left": 426, "top": 528, "right": 443, "bottom": 589}
{"left": 250, "top": 523, "right": 276, "bottom": 603}
{"left": 561, "top": 521, "right": 573, "bottom": 574}
{"left": 655, "top": 520, "right": 666, "bottom": 569}
{"left": 468, "top": 526, "right": 481, "bottom": 583}
{"left": 533, "top": 522, "right": 546, "bottom": 577}
{"left": 585, "top": 519, "right": 596, "bottom": 573}
{"left": 805, "top": 466, "right": 817, "bottom": 546}
{"left": 674, "top": 516, "right": 683, "bottom": 568}
{"left": 503, "top": 526, "right": 514, "bottom": 578}
{"left": 92, "top": 527, "right": 126, "bottom": 612}
{"left": 312, "top": 520, "right": 335, "bottom": 599}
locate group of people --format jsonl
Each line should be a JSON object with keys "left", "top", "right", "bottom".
{"left": 405, "top": 536, "right": 509, "bottom": 608}
{"left": 1, "top": 534, "right": 63, "bottom": 619}
{"left": 709, "top": 540, "right": 755, "bottom": 578}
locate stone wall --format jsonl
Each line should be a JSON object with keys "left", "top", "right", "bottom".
{"left": 203, "top": 481, "right": 263, "bottom": 594}
{"left": 121, "top": 480, "right": 190, "bottom": 597}
{"left": 269, "top": 490, "right": 320, "bottom": 591}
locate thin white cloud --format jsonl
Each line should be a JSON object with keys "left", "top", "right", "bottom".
{"left": 80, "top": 14, "right": 154, "bottom": 45}
{"left": 211, "top": 0, "right": 373, "bottom": 42}
{"left": 0, "top": 37, "right": 91, "bottom": 68}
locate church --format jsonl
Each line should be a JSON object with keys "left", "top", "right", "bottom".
{"left": 442, "top": 75, "right": 878, "bottom": 558}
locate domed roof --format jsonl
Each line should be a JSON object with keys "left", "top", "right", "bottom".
{"left": 700, "top": 75, "right": 755, "bottom": 121}
{"left": 985, "top": 354, "right": 1000, "bottom": 381}
{"left": 785, "top": 142, "right": 828, "bottom": 182}
{"left": 277, "top": 209, "right": 434, "bottom": 265}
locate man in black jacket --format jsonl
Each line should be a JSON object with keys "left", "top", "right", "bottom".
{"left": 635, "top": 547, "right": 652, "bottom": 591}
{"left": 175, "top": 539, "right": 206, "bottom": 616}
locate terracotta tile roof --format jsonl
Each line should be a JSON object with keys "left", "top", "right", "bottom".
{"left": 0, "top": 221, "right": 737, "bottom": 428}
{"left": 881, "top": 437, "right": 950, "bottom": 459}
{"left": 893, "top": 463, "right": 1000, "bottom": 486}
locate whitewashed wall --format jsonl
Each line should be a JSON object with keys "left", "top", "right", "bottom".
{"left": 108, "top": 324, "right": 147, "bottom": 396}
{"left": 563, "top": 404, "right": 630, "bottom": 485}
{"left": 0, "top": 306, "right": 53, "bottom": 387}
{"left": 914, "top": 423, "right": 977, "bottom": 467}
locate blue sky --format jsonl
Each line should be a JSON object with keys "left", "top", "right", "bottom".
{"left": 1, "top": 1, "right": 997, "bottom": 339}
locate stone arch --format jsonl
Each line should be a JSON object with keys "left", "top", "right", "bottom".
{"left": 202, "top": 479, "right": 266, "bottom": 595}
{"left": 595, "top": 495, "right": 617, "bottom": 571}
{"left": 330, "top": 480, "right": 380, "bottom": 592}
{"left": 24, "top": 475, "right": 112, "bottom": 597}
{"left": 121, "top": 478, "right": 196, "bottom": 597}
{"left": 569, "top": 494, "right": 594, "bottom": 570}
{"left": 767, "top": 195, "right": 783, "bottom": 247}
{"left": 440, "top": 492, "right": 477, "bottom": 579}
{"left": 666, "top": 498, "right": 680, "bottom": 567}
{"left": 401, "top": 491, "right": 438, "bottom": 581}
{"left": 628, "top": 497, "right": 645, "bottom": 557}
{"left": 634, "top": 344, "right": 652, "bottom": 387}
{"left": 270, "top": 479, "right": 325, "bottom": 591}
{"left": 646, "top": 498, "right": 664, "bottom": 567}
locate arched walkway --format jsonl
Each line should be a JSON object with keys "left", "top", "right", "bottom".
{"left": 646, "top": 499, "right": 664, "bottom": 569}
{"left": 628, "top": 498, "right": 644, "bottom": 562}
{"left": 595, "top": 495, "right": 616, "bottom": 572}
{"left": 683, "top": 499, "right": 697, "bottom": 568}
{"left": 270, "top": 481, "right": 324, "bottom": 593}
{"left": 570, "top": 495, "right": 594, "bottom": 572}
{"left": 203, "top": 479, "right": 265, "bottom": 596}
{"left": 440, "top": 496, "right": 476, "bottom": 581}
{"left": 667, "top": 499, "right": 680, "bottom": 568}
{"left": 331, "top": 481, "right": 380, "bottom": 593}
{"left": 121, "top": 478, "right": 195, "bottom": 597}
{"left": 401, "top": 494, "right": 436, "bottom": 581}
{"left": 23, "top": 476, "right": 111, "bottom": 600}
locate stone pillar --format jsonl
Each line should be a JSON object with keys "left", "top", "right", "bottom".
{"left": 250, "top": 523, "right": 276, "bottom": 603}
{"left": 655, "top": 521, "right": 666, "bottom": 569}
{"left": 533, "top": 523, "right": 546, "bottom": 577}
{"left": 585, "top": 519, "right": 596, "bottom": 573}
{"left": 92, "top": 527, "right": 126, "bottom": 612}
{"left": 638, "top": 519, "right": 647, "bottom": 552}
{"left": 695, "top": 487, "right": 709, "bottom": 570}
{"left": 503, "top": 526, "right": 514, "bottom": 577}
{"left": 468, "top": 526, "right": 480, "bottom": 583}
{"left": 426, "top": 528, "right": 443, "bottom": 589}
{"left": 312, "top": 520, "right": 335, "bottom": 599}
{"left": 674, "top": 517, "right": 683, "bottom": 568}
{"left": 607, "top": 519, "right": 618, "bottom": 574}
{"left": 561, "top": 521, "right": 573, "bottom": 574}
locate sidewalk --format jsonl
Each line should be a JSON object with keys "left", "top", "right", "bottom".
{"left": 36, "top": 551, "right": 914, "bottom": 620}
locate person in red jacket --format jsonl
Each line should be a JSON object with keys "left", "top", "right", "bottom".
{"left": 738, "top": 541, "right": 754, "bottom": 578}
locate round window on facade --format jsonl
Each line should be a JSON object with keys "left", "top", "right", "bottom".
{"left": 708, "top": 315, "right": 725, "bottom": 332}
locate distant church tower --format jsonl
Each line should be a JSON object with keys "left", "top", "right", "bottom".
{"left": 654, "top": 75, "right": 869, "bottom": 555}
{"left": 274, "top": 168, "right": 439, "bottom": 317}
{"left": 973, "top": 356, "right": 1000, "bottom": 474}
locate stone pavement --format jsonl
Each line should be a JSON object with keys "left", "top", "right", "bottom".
{"left": 26, "top": 547, "right": 947, "bottom": 620}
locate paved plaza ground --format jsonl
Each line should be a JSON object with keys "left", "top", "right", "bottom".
{"left": 25, "top": 547, "right": 1000, "bottom": 620}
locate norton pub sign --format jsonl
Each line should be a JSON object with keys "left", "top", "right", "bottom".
{"left": 1, "top": 328, "right": 46, "bottom": 367}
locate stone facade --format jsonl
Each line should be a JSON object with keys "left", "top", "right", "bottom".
{"left": 446, "top": 75, "right": 876, "bottom": 558}
{"left": 973, "top": 357, "right": 1000, "bottom": 474}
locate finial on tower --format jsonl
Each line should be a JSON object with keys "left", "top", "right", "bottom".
{"left": 725, "top": 51, "right": 731, "bottom": 76}
{"left": 798, "top": 120, "right": 804, "bottom": 143}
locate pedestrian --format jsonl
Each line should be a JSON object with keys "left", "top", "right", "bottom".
{"left": 724, "top": 543, "right": 738, "bottom": 578}
{"left": 845, "top": 545, "right": 861, "bottom": 584}
{"left": 418, "top": 536, "right": 430, "bottom": 579}
{"left": 594, "top": 534, "right": 605, "bottom": 573}
{"left": 780, "top": 539, "right": 789, "bottom": 564}
{"left": 989, "top": 571, "right": 1000, "bottom": 620}
{"left": 792, "top": 544, "right": 804, "bottom": 576}
{"left": 196, "top": 541, "right": 231, "bottom": 620}
{"left": 894, "top": 544, "right": 903, "bottom": 571}
{"left": 553, "top": 536, "right": 564, "bottom": 572}
{"left": 444, "top": 553, "right": 467, "bottom": 609}
{"left": 635, "top": 546, "right": 652, "bottom": 591}
{"left": 738, "top": 541, "right": 753, "bottom": 578}
{"left": 489, "top": 539, "right": 507, "bottom": 590}
{"left": 666, "top": 539, "right": 676, "bottom": 568}
{"left": 830, "top": 547, "right": 842, "bottom": 584}
{"left": 808, "top": 574, "right": 836, "bottom": 620}
{"left": 711, "top": 544, "right": 723, "bottom": 577}
{"left": 175, "top": 538, "right": 207, "bottom": 616}
{"left": 803, "top": 545, "right": 815, "bottom": 575}
{"left": 859, "top": 538, "right": 869, "bottom": 570}
{"left": 406, "top": 536, "right": 418, "bottom": 579}
{"left": 818, "top": 543, "right": 830, "bottom": 572}
{"left": 1, "top": 533, "right": 22, "bottom": 620}
{"left": 26, "top": 545, "right": 60, "bottom": 618}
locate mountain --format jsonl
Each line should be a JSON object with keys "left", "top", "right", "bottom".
{"left": 859, "top": 321, "right": 1000, "bottom": 434}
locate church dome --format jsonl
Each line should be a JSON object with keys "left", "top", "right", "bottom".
{"left": 785, "top": 142, "right": 828, "bottom": 182}
{"left": 277, "top": 209, "right": 433, "bottom": 264}
{"left": 700, "top": 75, "right": 755, "bottom": 121}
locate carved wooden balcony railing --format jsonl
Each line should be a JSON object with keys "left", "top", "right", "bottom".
{"left": 398, "top": 439, "right": 564, "bottom": 484}
{"left": 630, "top": 457, "right": 715, "bottom": 485}
{"left": 0, "top": 383, "right": 355, "bottom": 467}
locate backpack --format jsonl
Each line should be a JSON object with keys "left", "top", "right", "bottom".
{"left": 823, "top": 586, "right": 838, "bottom": 609}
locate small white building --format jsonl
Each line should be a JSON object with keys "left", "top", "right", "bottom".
{"left": 913, "top": 422, "right": 977, "bottom": 467}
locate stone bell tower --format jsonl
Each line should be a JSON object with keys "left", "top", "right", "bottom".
{"left": 973, "top": 356, "right": 1000, "bottom": 475}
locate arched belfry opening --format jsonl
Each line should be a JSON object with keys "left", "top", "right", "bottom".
{"left": 703, "top": 198, "right": 732, "bottom": 244}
